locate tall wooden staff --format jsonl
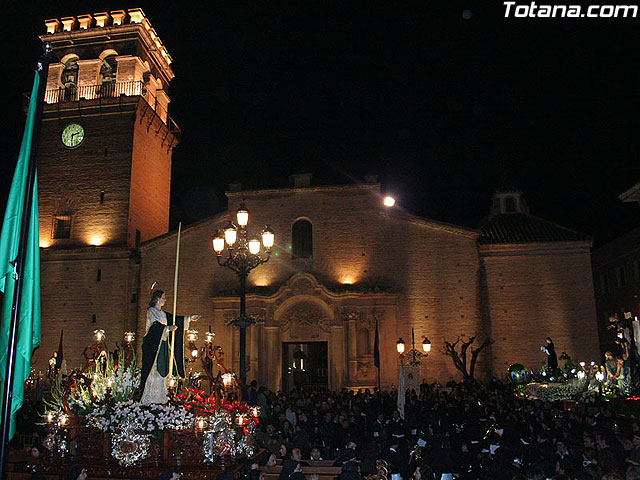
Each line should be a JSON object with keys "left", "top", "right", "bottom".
{"left": 168, "top": 222, "right": 181, "bottom": 378}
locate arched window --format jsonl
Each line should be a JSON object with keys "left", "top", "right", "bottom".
{"left": 99, "top": 55, "right": 117, "bottom": 97}
{"left": 505, "top": 196, "right": 516, "bottom": 213}
{"left": 61, "top": 56, "right": 79, "bottom": 101}
{"left": 358, "top": 329, "right": 370, "bottom": 356}
{"left": 292, "top": 219, "right": 313, "bottom": 258}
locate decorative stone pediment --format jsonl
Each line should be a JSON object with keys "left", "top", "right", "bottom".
{"left": 215, "top": 272, "right": 399, "bottom": 335}
{"left": 277, "top": 298, "right": 332, "bottom": 338}
{"left": 272, "top": 273, "right": 324, "bottom": 307}
{"left": 289, "top": 275, "right": 316, "bottom": 296}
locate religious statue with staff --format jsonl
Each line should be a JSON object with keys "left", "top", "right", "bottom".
{"left": 139, "top": 223, "right": 200, "bottom": 404}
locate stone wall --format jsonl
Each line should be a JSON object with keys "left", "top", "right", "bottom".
{"left": 481, "top": 243, "right": 600, "bottom": 373}
{"left": 37, "top": 108, "right": 136, "bottom": 248}
{"left": 129, "top": 101, "right": 174, "bottom": 247}
{"left": 37, "top": 248, "right": 138, "bottom": 373}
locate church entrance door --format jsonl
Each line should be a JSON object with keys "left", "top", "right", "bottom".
{"left": 282, "top": 342, "right": 328, "bottom": 392}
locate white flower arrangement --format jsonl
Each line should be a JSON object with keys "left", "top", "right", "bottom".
{"left": 69, "top": 362, "right": 140, "bottom": 412}
{"left": 524, "top": 377, "right": 588, "bottom": 402}
{"left": 57, "top": 347, "right": 141, "bottom": 415}
{"left": 87, "top": 400, "right": 195, "bottom": 433}
{"left": 46, "top": 349, "right": 195, "bottom": 435}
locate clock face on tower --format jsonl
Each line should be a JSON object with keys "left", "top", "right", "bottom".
{"left": 61, "top": 123, "right": 85, "bottom": 148}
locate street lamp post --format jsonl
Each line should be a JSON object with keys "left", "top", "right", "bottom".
{"left": 212, "top": 203, "right": 275, "bottom": 385}
{"left": 396, "top": 328, "right": 431, "bottom": 366}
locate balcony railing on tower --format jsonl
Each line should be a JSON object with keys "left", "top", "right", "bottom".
{"left": 44, "top": 81, "right": 144, "bottom": 104}
{"left": 31, "top": 80, "right": 178, "bottom": 133}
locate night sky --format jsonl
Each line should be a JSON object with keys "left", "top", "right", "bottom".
{"left": 1, "top": 1, "right": 639, "bottom": 247}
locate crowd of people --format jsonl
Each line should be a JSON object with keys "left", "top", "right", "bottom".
{"left": 240, "top": 379, "right": 640, "bottom": 480}
{"left": 10, "top": 378, "right": 640, "bottom": 480}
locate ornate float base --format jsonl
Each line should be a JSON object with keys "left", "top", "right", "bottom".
{"left": 7, "top": 427, "right": 252, "bottom": 480}
{"left": 7, "top": 461, "right": 234, "bottom": 480}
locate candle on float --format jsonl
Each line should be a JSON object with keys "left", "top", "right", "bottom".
{"left": 222, "top": 372, "right": 234, "bottom": 389}
{"left": 196, "top": 417, "right": 207, "bottom": 430}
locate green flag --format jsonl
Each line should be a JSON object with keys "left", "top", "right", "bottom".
{"left": 0, "top": 71, "right": 42, "bottom": 440}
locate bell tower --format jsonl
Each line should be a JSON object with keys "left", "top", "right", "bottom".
{"left": 34, "top": 9, "right": 178, "bottom": 370}
{"left": 38, "top": 8, "right": 177, "bottom": 249}
{"left": 489, "top": 189, "right": 530, "bottom": 218}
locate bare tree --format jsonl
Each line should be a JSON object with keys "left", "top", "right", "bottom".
{"left": 444, "top": 335, "right": 493, "bottom": 381}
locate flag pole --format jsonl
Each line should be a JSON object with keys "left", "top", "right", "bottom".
{"left": 0, "top": 44, "right": 50, "bottom": 478}
{"left": 168, "top": 222, "right": 181, "bottom": 379}
{"left": 374, "top": 316, "right": 381, "bottom": 405}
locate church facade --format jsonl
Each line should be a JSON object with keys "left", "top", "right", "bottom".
{"left": 32, "top": 10, "right": 600, "bottom": 391}
{"left": 137, "top": 180, "right": 600, "bottom": 391}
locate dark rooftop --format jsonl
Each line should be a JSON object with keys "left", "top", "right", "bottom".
{"left": 479, "top": 213, "right": 592, "bottom": 245}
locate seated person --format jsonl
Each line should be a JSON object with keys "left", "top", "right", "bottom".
{"left": 310, "top": 447, "right": 323, "bottom": 461}
{"left": 291, "top": 447, "right": 308, "bottom": 466}
{"left": 279, "top": 459, "right": 305, "bottom": 480}
{"left": 334, "top": 441, "right": 357, "bottom": 467}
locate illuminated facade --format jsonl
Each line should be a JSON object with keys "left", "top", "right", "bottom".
{"left": 137, "top": 184, "right": 600, "bottom": 391}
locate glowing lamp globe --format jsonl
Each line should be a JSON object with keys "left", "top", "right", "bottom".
{"left": 248, "top": 239, "right": 261, "bottom": 255}
{"left": 261, "top": 226, "right": 275, "bottom": 249}
{"left": 196, "top": 417, "right": 207, "bottom": 430}
{"left": 222, "top": 372, "right": 235, "bottom": 390}
{"left": 212, "top": 232, "right": 225, "bottom": 253}
{"left": 236, "top": 204, "right": 249, "bottom": 227}
{"left": 186, "top": 329, "right": 198, "bottom": 342}
{"left": 94, "top": 329, "right": 105, "bottom": 343}
{"left": 224, "top": 222, "right": 237, "bottom": 246}
{"left": 58, "top": 414, "right": 69, "bottom": 427}
{"left": 235, "top": 413, "right": 249, "bottom": 426}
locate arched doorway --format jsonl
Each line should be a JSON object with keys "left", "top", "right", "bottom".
{"left": 275, "top": 296, "right": 333, "bottom": 391}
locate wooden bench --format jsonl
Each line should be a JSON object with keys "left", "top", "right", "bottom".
{"left": 263, "top": 473, "right": 339, "bottom": 480}
{"left": 260, "top": 464, "right": 342, "bottom": 480}
{"left": 275, "top": 459, "right": 337, "bottom": 467}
